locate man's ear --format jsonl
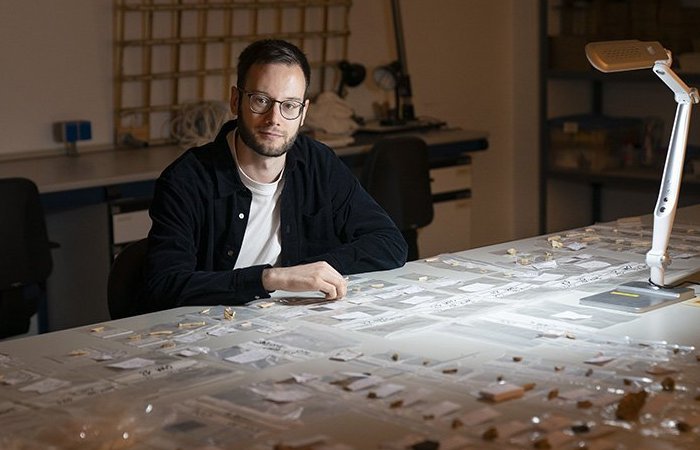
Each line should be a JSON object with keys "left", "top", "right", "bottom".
{"left": 230, "top": 86, "right": 239, "bottom": 115}
{"left": 299, "top": 98, "right": 310, "bottom": 126}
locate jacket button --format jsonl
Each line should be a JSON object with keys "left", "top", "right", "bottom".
{"left": 238, "top": 213, "right": 245, "bottom": 219}
{"left": 227, "top": 250, "right": 234, "bottom": 257}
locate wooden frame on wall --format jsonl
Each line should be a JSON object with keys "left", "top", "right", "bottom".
{"left": 113, "top": 0, "right": 352, "bottom": 146}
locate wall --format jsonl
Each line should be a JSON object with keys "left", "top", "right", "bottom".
{"left": 0, "top": 1, "right": 113, "bottom": 155}
{"left": 511, "top": 1, "right": 541, "bottom": 241}
{"left": 0, "top": 0, "right": 540, "bottom": 247}
{"left": 347, "top": 0, "right": 540, "bottom": 247}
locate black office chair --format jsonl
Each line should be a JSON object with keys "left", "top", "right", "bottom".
{"left": 361, "top": 136, "right": 434, "bottom": 261}
{"left": 107, "top": 238, "right": 149, "bottom": 320}
{"left": 0, "top": 178, "right": 54, "bottom": 339}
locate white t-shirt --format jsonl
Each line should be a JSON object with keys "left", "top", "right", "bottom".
{"left": 228, "top": 131, "right": 284, "bottom": 269}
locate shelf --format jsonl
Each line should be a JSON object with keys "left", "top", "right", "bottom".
{"left": 540, "top": 0, "right": 700, "bottom": 232}
{"left": 547, "top": 68, "right": 700, "bottom": 84}
{"left": 547, "top": 167, "right": 700, "bottom": 190}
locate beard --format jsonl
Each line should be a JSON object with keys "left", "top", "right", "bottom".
{"left": 237, "top": 107, "right": 298, "bottom": 158}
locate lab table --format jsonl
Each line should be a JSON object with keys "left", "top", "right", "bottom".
{"left": 1, "top": 205, "right": 699, "bottom": 449}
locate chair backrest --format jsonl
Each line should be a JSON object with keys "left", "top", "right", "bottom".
{"left": 361, "top": 136, "right": 434, "bottom": 230}
{"left": 361, "top": 136, "right": 434, "bottom": 261}
{"left": 107, "top": 238, "right": 149, "bottom": 320}
{"left": 0, "top": 178, "right": 53, "bottom": 289}
{"left": 0, "top": 177, "right": 53, "bottom": 338}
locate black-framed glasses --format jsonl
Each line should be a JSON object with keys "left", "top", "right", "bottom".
{"left": 239, "top": 89, "right": 305, "bottom": 120}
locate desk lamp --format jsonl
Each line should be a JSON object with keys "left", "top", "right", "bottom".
{"left": 373, "top": 0, "right": 415, "bottom": 125}
{"left": 337, "top": 60, "right": 366, "bottom": 98}
{"left": 580, "top": 40, "right": 698, "bottom": 312}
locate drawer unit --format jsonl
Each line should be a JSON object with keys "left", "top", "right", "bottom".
{"left": 430, "top": 163, "right": 472, "bottom": 194}
{"left": 419, "top": 157, "right": 473, "bottom": 258}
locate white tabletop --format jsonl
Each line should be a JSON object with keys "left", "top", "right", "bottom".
{"left": 1, "top": 205, "right": 699, "bottom": 449}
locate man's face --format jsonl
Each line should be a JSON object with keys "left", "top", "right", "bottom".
{"left": 233, "top": 63, "right": 309, "bottom": 158}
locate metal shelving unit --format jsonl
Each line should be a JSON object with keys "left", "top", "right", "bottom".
{"left": 539, "top": 0, "right": 700, "bottom": 233}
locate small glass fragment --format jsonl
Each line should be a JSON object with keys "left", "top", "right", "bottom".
{"left": 149, "top": 330, "right": 173, "bottom": 336}
{"left": 661, "top": 376, "right": 675, "bottom": 392}
{"left": 676, "top": 421, "right": 691, "bottom": 432}
{"left": 533, "top": 437, "right": 551, "bottom": 449}
{"left": 411, "top": 440, "right": 439, "bottom": 450}
{"left": 178, "top": 321, "right": 206, "bottom": 329}
{"left": 615, "top": 390, "right": 648, "bottom": 421}
{"left": 482, "top": 426, "right": 498, "bottom": 441}
{"left": 571, "top": 423, "right": 590, "bottom": 434}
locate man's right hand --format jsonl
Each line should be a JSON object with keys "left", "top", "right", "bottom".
{"left": 261, "top": 261, "right": 348, "bottom": 300}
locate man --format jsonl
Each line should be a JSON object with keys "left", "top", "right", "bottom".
{"left": 141, "top": 39, "right": 407, "bottom": 311}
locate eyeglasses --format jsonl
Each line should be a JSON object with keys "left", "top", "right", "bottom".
{"left": 239, "top": 89, "right": 305, "bottom": 120}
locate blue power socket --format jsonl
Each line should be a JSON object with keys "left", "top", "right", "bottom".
{"left": 53, "top": 120, "right": 92, "bottom": 156}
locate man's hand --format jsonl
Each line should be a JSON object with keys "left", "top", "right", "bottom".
{"left": 262, "top": 262, "right": 348, "bottom": 300}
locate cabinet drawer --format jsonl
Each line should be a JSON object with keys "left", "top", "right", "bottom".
{"left": 418, "top": 198, "right": 471, "bottom": 258}
{"left": 112, "top": 210, "right": 151, "bottom": 245}
{"left": 430, "top": 164, "right": 472, "bottom": 195}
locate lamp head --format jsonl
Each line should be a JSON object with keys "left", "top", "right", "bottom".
{"left": 585, "top": 40, "right": 669, "bottom": 72}
{"left": 336, "top": 60, "right": 366, "bottom": 97}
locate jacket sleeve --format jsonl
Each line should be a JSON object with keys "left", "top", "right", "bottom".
{"left": 141, "top": 157, "right": 270, "bottom": 311}
{"left": 300, "top": 151, "right": 408, "bottom": 274}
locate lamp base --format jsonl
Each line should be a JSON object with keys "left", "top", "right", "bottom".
{"left": 580, "top": 281, "right": 696, "bottom": 313}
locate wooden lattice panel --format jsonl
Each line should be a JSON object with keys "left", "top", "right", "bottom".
{"left": 113, "top": 0, "right": 352, "bottom": 146}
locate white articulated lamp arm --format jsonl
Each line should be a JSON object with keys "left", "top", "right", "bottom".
{"left": 580, "top": 41, "right": 698, "bottom": 312}
{"left": 646, "top": 59, "right": 699, "bottom": 286}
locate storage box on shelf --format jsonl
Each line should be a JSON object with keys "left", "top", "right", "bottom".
{"left": 548, "top": 115, "right": 648, "bottom": 172}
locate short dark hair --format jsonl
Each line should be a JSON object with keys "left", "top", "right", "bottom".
{"left": 237, "top": 39, "right": 311, "bottom": 96}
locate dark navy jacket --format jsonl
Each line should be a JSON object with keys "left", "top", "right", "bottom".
{"left": 142, "top": 120, "right": 407, "bottom": 310}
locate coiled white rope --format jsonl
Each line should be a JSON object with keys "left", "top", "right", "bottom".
{"left": 170, "top": 101, "right": 232, "bottom": 149}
